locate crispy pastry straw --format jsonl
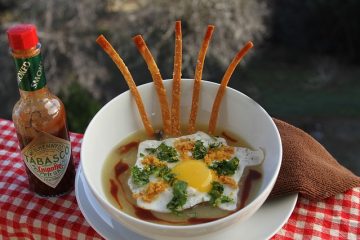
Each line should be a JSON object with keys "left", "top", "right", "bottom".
{"left": 96, "top": 35, "right": 154, "bottom": 137}
{"left": 188, "top": 25, "right": 215, "bottom": 133}
{"left": 133, "top": 35, "right": 171, "bottom": 135}
{"left": 208, "top": 41, "right": 254, "bottom": 134}
{"left": 171, "top": 21, "right": 182, "bottom": 136}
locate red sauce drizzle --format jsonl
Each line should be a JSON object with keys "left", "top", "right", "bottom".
{"left": 133, "top": 206, "right": 165, "bottom": 221}
{"left": 117, "top": 177, "right": 136, "bottom": 207}
{"left": 110, "top": 179, "right": 122, "bottom": 209}
{"left": 115, "top": 161, "right": 129, "bottom": 179}
{"left": 221, "top": 131, "right": 237, "bottom": 143}
{"left": 118, "top": 141, "right": 139, "bottom": 154}
{"left": 110, "top": 161, "right": 129, "bottom": 210}
{"left": 239, "top": 169, "right": 262, "bottom": 209}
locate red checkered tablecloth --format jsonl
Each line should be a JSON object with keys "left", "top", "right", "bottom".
{"left": 0, "top": 118, "right": 359, "bottom": 239}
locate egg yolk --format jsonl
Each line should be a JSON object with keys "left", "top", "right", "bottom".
{"left": 172, "top": 160, "right": 213, "bottom": 192}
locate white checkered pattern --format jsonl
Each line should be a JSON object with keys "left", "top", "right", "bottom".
{"left": 272, "top": 188, "right": 360, "bottom": 239}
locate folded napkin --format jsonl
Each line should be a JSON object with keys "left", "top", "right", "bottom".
{"left": 269, "top": 119, "right": 360, "bottom": 200}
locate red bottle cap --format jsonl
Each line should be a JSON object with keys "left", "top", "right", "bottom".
{"left": 7, "top": 24, "right": 39, "bottom": 51}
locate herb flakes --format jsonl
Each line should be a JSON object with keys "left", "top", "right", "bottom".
{"left": 208, "top": 181, "right": 234, "bottom": 206}
{"left": 145, "top": 143, "right": 179, "bottom": 163}
{"left": 209, "top": 157, "right": 239, "bottom": 176}
{"left": 192, "top": 140, "right": 207, "bottom": 160}
{"left": 167, "top": 180, "right": 188, "bottom": 213}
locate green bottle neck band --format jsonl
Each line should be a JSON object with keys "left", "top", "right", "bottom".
{"left": 13, "top": 50, "right": 47, "bottom": 91}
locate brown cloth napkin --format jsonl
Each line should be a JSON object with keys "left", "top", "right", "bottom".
{"left": 269, "top": 119, "right": 360, "bottom": 200}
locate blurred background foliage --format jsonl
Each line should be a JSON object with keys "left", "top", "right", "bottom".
{"left": 0, "top": 0, "right": 359, "bottom": 174}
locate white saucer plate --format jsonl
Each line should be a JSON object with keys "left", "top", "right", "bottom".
{"left": 75, "top": 167, "right": 298, "bottom": 240}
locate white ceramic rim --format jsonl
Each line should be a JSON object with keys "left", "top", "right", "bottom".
{"left": 81, "top": 79, "right": 282, "bottom": 230}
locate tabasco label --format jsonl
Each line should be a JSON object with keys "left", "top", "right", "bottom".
{"left": 21, "top": 132, "right": 71, "bottom": 188}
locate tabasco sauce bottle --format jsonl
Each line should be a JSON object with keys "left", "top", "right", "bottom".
{"left": 7, "top": 24, "right": 75, "bottom": 197}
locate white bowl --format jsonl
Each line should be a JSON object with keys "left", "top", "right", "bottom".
{"left": 81, "top": 79, "right": 282, "bottom": 239}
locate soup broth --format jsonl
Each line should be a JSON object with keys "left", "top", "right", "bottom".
{"left": 102, "top": 126, "right": 263, "bottom": 225}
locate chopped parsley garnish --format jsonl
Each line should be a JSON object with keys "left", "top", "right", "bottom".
{"left": 208, "top": 181, "right": 234, "bottom": 206}
{"left": 131, "top": 166, "right": 151, "bottom": 186}
{"left": 209, "top": 157, "right": 239, "bottom": 176}
{"left": 145, "top": 148, "right": 156, "bottom": 154}
{"left": 157, "top": 166, "right": 176, "bottom": 185}
{"left": 139, "top": 153, "right": 145, "bottom": 157}
{"left": 220, "top": 195, "right": 234, "bottom": 204}
{"left": 192, "top": 140, "right": 207, "bottom": 160}
{"left": 145, "top": 143, "right": 179, "bottom": 163}
{"left": 209, "top": 142, "right": 222, "bottom": 149}
{"left": 167, "top": 180, "right": 188, "bottom": 213}
{"left": 132, "top": 163, "right": 176, "bottom": 187}
{"left": 209, "top": 181, "right": 224, "bottom": 206}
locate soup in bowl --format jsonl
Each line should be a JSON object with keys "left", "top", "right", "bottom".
{"left": 80, "top": 79, "right": 282, "bottom": 239}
